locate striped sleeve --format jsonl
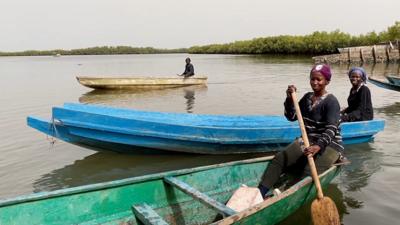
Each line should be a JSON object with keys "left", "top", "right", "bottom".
{"left": 316, "top": 95, "right": 341, "bottom": 153}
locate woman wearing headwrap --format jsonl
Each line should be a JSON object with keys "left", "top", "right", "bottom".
{"left": 340, "top": 67, "right": 373, "bottom": 122}
{"left": 258, "top": 64, "right": 344, "bottom": 198}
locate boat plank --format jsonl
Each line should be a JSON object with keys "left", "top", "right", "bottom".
{"left": 164, "top": 176, "right": 237, "bottom": 217}
{"left": 132, "top": 204, "right": 169, "bottom": 225}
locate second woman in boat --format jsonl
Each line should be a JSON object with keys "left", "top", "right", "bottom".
{"left": 258, "top": 64, "right": 344, "bottom": 198}
{"left": 340, "top": 67, "right": 373, "bottom": 122}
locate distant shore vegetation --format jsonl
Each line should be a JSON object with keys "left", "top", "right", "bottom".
{"left": 189, "top": 21, "right": 400, "bottom": 55}
{"left": 0, "top": 46, "right": 187, "bottom": 57}
{"left": 1, "top": 22, "right": 399, "bottom": 56}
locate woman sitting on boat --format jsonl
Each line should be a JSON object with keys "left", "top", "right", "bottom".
{"left": 340, "top": 67, "right": 373, "bottom": 122}
{"left": 258, "top": 64, "right": 344, "bottom": 198}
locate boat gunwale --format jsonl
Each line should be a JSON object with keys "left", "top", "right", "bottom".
{"left": 53, "top": 119, "right": 299, "bottom": 144}
{"left": 385, "top": 75, "right": 400, "bottom": 84}
{"left": 76, "top": 76, "right": 208, "bottom": 80}
{"left": 60, "top": 112, "right": 385, "bottom": 132}
{"left": 76, "top": 126, "right": 288, "bottom": 146}
{"left": 52, "top": 108, "right": 385, "bottom": 144}
{"left": 58, "top": 104, "right": 386, "bottom": 130}
{"left": 76, "top": 76, "right": 208, "bottom": 89}
{"left": 63, "top": 103, "right": 286, "bottom": 120}
{"left": 369, "top": 76, "right": 400, "bottom": 91}
{"left": 55, "top": 108, "right": 292, "bottom": 129}
{"left": 0, "top": 156, "right": 274, "bottom": 207}
{"left": 61, "top": 103, "right": 385, "bottom": 129}
{"left": 0, "top": 155, "right": 339, "bottom": 225}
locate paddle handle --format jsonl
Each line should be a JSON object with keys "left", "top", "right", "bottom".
{"left": 291, "top": 92, "right": 324, "bottom": 200}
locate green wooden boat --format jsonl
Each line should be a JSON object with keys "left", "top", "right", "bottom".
{"left": 0, "top": 156, "right": 340, "bottom": 225}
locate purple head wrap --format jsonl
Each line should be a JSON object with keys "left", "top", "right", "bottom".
{"left": 310, "top": 64, "right": 332, "bottom": 81}
{"left": 348, "top": 67, "right": 367, "bottom": 83}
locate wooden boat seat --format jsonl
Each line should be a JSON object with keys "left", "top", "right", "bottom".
{"left": 132, "top": 203, "right": 169, "bottom": 225}
{"left": 164, "top": 176, "right": 237, "bottom": 217}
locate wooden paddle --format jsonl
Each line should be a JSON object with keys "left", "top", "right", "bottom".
{"left": 291, "top": 91, "right": 340, "bottom": 225}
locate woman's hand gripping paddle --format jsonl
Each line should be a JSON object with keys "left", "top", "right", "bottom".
{"left": 291, "top": 91, "right": 340, "bottom": 225}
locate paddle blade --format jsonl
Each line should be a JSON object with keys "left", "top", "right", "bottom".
{"left": 311, "top": 197, "right": 340, "bottom": 225}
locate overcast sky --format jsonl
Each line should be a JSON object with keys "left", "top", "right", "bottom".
{"left": 1, "top": 0, "right": 399, "bottom": 51}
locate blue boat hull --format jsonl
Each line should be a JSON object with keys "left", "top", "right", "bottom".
{"left": 386, "top": 76, "right": 400, "bottom": 85}
{"left": 27, "top": 103, "right": 385, "bottom": 154}
{"left": 27, "top": 117, "right": 290, "bottom": 154}
{"left": 369, "top": 77, "right": 400, "bottom": 92}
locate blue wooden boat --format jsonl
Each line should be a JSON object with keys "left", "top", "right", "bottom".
{"left": 369, "top": 76, "right": 400, "bottom": 92}
{"left": 0, "top": 156, "right": 341, "bottom": 225}
{"left": 386, "top": 75, "right": 400, "bottom": 85}
{"left": 27, "top": 103, "right": 385, "bottom": 154}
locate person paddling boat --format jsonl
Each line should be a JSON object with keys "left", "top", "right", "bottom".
{"left": 258, "top": 64, "right": 345, "bottom": 198}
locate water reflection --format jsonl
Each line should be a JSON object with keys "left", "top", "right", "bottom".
{"left": 32, "top": 152, "right": 266, "bottom": 192}
{"left": 235, "top": 55, "right": 312, "bottom": 64}
{"left": 280, "top": 143, "right": 382, "bottom": 225}
{"left": 333, "top": 63, "right": 400, "bottom": 77}
{"left": 78, "top": 85, "right": 207, "bottom": 113}
{"left": 375, "top": 102, "right": 400, "bottom": 117}
{"left": 337, "top": 143, "right": 383, "bottom": 207}
{"left": 279, "top": 184, "right": 347, "bottom": 225}
{"left": 370, "top": 63, "right": 400, "bottom": 77}
{"left": 79, "top": 86, "right": 205, "bottom": 104}
{"left": 184, "top": 88, "right": 195, "bottom": 113}
{"left": 340, "top": 144, "right": 382, "bottom": 191}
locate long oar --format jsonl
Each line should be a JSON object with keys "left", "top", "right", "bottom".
{"left": 291, "top": 91, "right": 340, "bottom": 225}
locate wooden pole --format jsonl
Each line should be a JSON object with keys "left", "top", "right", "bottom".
{"left": 372, "top": 45, "right": 377, "bottom": 63}
{"left": 348, "top": 48, "right": 351, "bottom": 63}
{"left": 398, "top": 40, "right": 400, "bottom": 63}
{"left": 360, "top": 49, "right": 364, "bottom": 62}
{"left": 386, "top": 45, "right": 390, "bottom": 62}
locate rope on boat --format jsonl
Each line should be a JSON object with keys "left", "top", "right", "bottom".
{"left": 46, "top": 116, "right": 61, "bottom": 146}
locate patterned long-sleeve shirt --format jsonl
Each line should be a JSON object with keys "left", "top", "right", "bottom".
{"left": 284, "top": 92, "right": 344, "bottom": 154}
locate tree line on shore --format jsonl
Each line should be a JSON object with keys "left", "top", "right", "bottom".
{"left": 1, "top": 22, "right": 399, "bottom": 56}
{"left": 0, "top": 46, "right": 187, "bottom": 57}
{"left": 188, "top": 21, "right": 400, "bottom": 55}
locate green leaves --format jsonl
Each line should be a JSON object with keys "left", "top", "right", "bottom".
{"left": 0, "top": 46, "right": 187, "bottom": 56}
{"left": 188, "top": 21, "right": 400, "bottom": 55}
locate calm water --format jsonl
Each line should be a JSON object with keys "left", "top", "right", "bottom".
{"left": 1, "top": 54, "right": 400, "bottom": 225}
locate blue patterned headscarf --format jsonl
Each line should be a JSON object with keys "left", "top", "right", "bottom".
{"left": 348, "top": 67, "right": 367, "bottom": 83}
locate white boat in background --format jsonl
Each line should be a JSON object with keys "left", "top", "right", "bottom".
{"left": 76, "top": 76, "right": 207, "bottom": 89}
